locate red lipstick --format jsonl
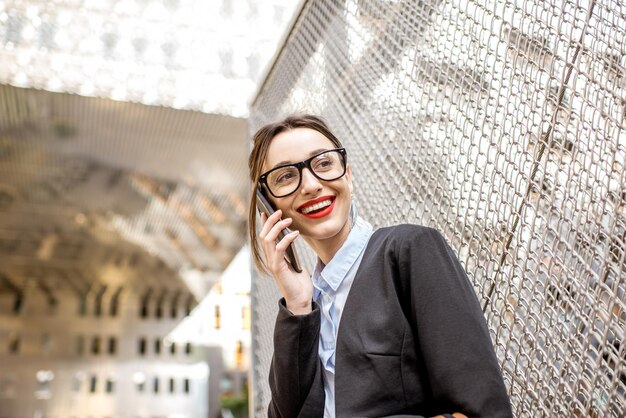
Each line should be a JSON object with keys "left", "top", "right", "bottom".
{"left": 297, "top": 196, "right": 336, "bottom": 219}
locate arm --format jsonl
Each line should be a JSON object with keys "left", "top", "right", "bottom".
{"left": 399, "top": 227, "right": 512, "bottom": 417}
{"left": 258, "top": 208, "right": 322, "bottom": 417}
{"left": 268, "top": 299, "right": 325, "bottom": 418}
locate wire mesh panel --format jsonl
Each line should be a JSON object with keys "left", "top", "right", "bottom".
{"left": 249, "top": 0, "right": 626, "bottom": 416}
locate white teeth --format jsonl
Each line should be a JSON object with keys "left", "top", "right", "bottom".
{"left": 301, "top": 199, "right": 332, "bottom": 214}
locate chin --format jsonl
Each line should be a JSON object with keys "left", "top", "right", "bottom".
{"left": 298, "top": 217, "right": 349, "bottom": 241}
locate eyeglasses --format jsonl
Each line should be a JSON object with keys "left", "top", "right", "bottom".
{"left": 259, "top": 148, "right": 347, "bottom": 198}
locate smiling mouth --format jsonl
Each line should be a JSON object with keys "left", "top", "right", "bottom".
{"left": 297, "top": 196, "right": 336, "bottom": 217}
{"left": 301, "top": 199, "right": 332, "bottom": 214}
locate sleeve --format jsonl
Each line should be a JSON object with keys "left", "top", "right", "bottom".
{"left": 267, "top": 299, "right": 325, "bottom": 418}
{"left": 399, "top": 226, "right": 513, "bottom": 418}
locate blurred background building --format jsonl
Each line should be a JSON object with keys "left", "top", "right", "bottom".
{"left": 0, "top": 1, "right": 300, "bottom": 418}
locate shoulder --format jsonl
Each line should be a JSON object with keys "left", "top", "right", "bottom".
{"left": 370, "top": 223, "right": 444, "bottom": 246}
{"left": 364, "top": 224, "right": 448, "bottom": 264}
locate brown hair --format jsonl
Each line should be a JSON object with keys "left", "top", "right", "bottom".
{"left": 248, "top": 114, "right": 344, "bottom": 274}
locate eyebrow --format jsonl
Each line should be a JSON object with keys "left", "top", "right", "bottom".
{"left": 271, "top": 148, "right": 330, "bottom": 169}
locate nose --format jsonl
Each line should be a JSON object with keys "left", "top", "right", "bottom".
{"left": 299, "top": 167, "right": 322, "bottom": 195}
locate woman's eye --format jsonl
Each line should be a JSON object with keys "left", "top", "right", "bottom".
{"left": 313, "top": 157, "right": 333, "bottom": 170}
{"left": 274, "top": 170, "right": 297, "bottom": 184}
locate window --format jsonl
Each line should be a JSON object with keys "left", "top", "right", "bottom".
{"left": 168, "top": 377, "right": 175, "bottom": 393}
{"left": 185, "top": 295, "right": 193, "bottom": 316}
{"left": 242, "top": 306, "right": 251, "bottom": 330}
{"left": 220, "top": 374, "right": 233, "bottom": 393}
{"left": 78, "top": 293, "right": 87, "bottom": 316}
{"left": 184, "top": 342, "right": 192, "bottom": 355}
{"left": 13, "top": 292, "right": 23, "bottom": 314}
{"left": 214, "top": 305, "right": 221, "bottom": 329}
{"left": 170, "top": 292, "right": 180, "bottom": 318}
{"left": 138, "top": 337, "right": 147, "bottom": 356}
{"left": 110, "top": 287, "right": 122, "bottom": 317}
{"left": 71, "top": 372, "right": 85, "bottom": 393}
{"left": 89, "top": 375, "right": 97, "bottom": 393}
{"left": 105, "top": 377, "right": 115, "bottom": 394}
{"left": 154, "top": 338, "right": 161, "bottom": 355}
{"left": 8, "top": 333, "right": 20, "bottom": 354}
{"left": 183, "top": 378, "right": 190, "bottom": 394}
{"left": 35, "top": 370, "right": 54, "bottom": 399}
{"left": 236, "top": 340, "right": 244, "bottom": 368}
{"left": 169, "top": 341, "right": 176, "bottom": 355}
{"left": 91, "top": 336, "right": 101, "bottom": 355}
{"left": 153, "top": 377, "right": 160, "bottom": 394}
{"left": 140, "top": 289, "right": 152, "bottom": 319}
{"left": 133, "top": 372, "right": 146, "bottom": 392}
{"left": 214, "top": 283, "right": 223, "bottom": 294}
{"left": 155, "top": 292, "right": 164, "bottom": 319}
{"left": 108, "top": 337, "right": 117, "bottom": 355}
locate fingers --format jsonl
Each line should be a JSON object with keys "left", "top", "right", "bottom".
{"left": 256, "top": 210, "right": 310, "bottom": 307}
{"left": 260, "top": 210, "right": 293, "bottom": 244}
{"left": 259, "top": 209, "right": 283, "bottom": 239}
{"left": 270, "top": 229, "right": 299, "bottom": 272}
{"left": 275, "top": 230, "right": 299, "bottom": 253}
{"left": 257, "top": 209, "right": 300, "bottom": 273}
{"left": 266, "top": 218, "right": 293, "bottom": 244}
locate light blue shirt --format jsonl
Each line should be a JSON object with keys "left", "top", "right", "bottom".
{"left": 311, "top": 215, "right": 373, "bottom": 418}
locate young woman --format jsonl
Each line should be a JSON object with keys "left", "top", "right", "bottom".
{"left": 248, "top": 114, "right": 512, "bottom": 418}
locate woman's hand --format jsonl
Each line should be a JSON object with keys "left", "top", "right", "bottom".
{"left": 259, "top": 210, "right": 312, "bottom": 315}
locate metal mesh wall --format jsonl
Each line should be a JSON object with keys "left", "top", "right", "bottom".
{"left": 248, "top": 0, "right": 626, "bottom": 416}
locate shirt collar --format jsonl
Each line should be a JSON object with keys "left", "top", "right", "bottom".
{"left": 312, "top": 216, "right": 373, "bottom": 292}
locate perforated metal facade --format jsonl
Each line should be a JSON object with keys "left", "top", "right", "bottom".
{"left": 249, "top": 1, "right": 626, "bottom": 416}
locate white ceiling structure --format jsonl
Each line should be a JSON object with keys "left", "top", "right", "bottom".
{"left": 0, "top": 0, "right": 300, "bottom": 116}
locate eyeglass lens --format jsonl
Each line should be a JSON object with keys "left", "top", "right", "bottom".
{"left": 266, "top": 150, "right": 345, "bottom": 197}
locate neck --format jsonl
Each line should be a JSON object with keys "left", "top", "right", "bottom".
{"left": 304, "top": 220, "right": 352, "bottom": 266}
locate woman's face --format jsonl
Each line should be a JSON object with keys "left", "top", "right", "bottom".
{"left": 262, "top": 127, "right": 353, "bottom": 245}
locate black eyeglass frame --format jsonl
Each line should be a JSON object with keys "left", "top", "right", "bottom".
{"left": 258, "top": 148, "right": 347, "bottom": 198}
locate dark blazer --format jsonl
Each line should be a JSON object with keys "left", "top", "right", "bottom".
{"left": 268, "top": 225, "right": 512, "bottom": 418}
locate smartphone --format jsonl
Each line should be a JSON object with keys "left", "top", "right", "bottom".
{"left": 256, "top": 188, "right": 303, "bottom": 273}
